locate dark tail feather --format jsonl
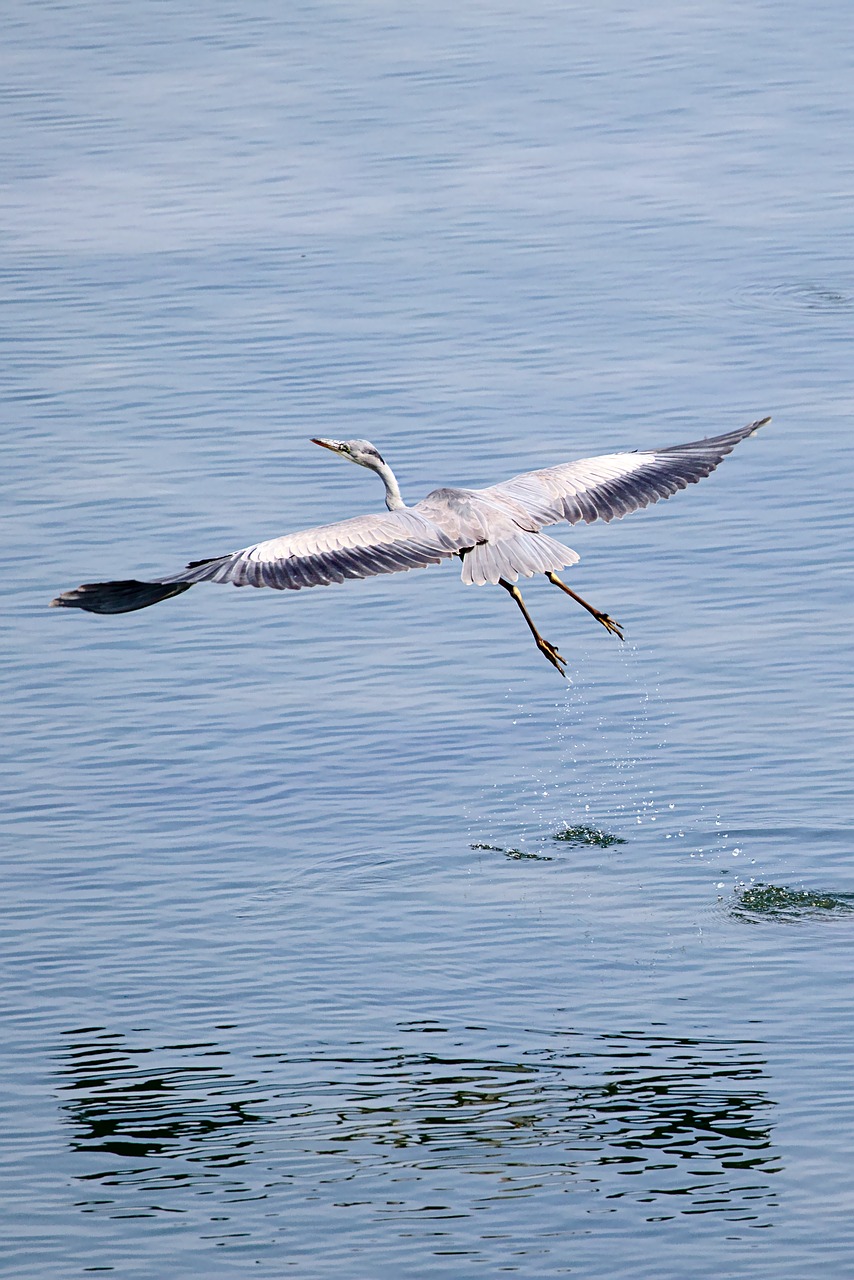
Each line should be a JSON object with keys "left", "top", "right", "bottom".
{"left": 50, "top": 580, "right": 193, "bottom": 614}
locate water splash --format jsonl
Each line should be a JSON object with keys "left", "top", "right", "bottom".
{"left": 552, "top": 824, "right": 627, "bottom": 848}
{"left": 467, "top": 641, "right": 674, "bottom": 857}
{"left": 730, "top": 882, "right": 854, "bottom": 924}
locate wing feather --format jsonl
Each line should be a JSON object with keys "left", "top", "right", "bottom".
{"left": 157, "top": 507, "right": 461, "bottom": 592}
{"left": 52, "top": 419, "right": 768, "bottom": 615}
{"left": 480, "top": 419, "right": 769, "bottom": 528}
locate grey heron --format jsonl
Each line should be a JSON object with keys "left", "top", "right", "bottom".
{"left": 51, "top": 417, "right": 769, "bottom": 676}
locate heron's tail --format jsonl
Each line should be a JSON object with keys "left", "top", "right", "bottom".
{"left": 461, "top": 532, "right": 580, "bottom": 586}
{"left": 50, "top": 580, "right": 193, "bottom": 614}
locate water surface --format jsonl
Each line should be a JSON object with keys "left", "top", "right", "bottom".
{"left": 3, "top": 1, "right": 854, "bottom": 1276}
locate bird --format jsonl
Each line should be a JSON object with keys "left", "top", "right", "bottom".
{"left": 51, "top": 417, "right": 769, "bottom": 676}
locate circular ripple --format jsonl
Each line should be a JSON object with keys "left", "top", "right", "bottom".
{"left": 734, "top": 280, "right": 854, "bottom": 314}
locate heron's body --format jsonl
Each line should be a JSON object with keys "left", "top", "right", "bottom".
{"left": 51, "top": 418, "right": 769, "bottom": 675}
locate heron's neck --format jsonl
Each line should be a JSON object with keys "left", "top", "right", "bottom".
{"left": 373, "top": 459, "right": 405, "bottom": 510}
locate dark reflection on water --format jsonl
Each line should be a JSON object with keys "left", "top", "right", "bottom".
{"left": 58, "top": 1023, "right": 779, "bottom": 1231}
{"left": 57, "top": 1028, "right": 270, "bottom": 1195}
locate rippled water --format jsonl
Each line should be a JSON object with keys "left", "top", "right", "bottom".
{"left": 3, "top": 1, "right": 854, "bottom": 1276}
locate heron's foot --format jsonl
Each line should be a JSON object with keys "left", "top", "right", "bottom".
{"left": 536, "top": 635, "right": 567, "bottom": 677}
{"left": 594, "top": 611, "right": 624, "bottom": 641}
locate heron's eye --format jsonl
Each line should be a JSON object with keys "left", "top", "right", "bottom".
{"left": 340, "top": 444, "right": 351, "bottom": 453}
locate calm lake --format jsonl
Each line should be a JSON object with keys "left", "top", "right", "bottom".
{"left": 3, "top": 1, "right": 853, "bottom": 1276}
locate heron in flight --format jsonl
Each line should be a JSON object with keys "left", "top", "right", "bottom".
{"left": 51, "top": 417, "right": 769, "bottom": 676}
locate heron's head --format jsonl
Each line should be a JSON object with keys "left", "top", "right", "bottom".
{"left": 311, "top": 438, "right": 387, "bottom": 470}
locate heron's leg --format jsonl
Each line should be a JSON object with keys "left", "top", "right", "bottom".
{"left": 498, "top": 578, "right": 566, "bottom": 676}
{"left": 546, "top": 572, "right": 624, "bottom": 640}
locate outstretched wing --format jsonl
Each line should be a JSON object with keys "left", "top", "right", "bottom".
{"left": 478, "top": 419, "right": 769, "bottom": 528}
{"left": 157, "top": 506, "right": 461, "bottom": 591}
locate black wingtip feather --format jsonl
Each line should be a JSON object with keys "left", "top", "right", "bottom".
{"left": 50, "top": 580, "right": 193, "bottom": 614}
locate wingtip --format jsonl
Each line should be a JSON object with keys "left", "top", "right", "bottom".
{"left": 749, "top": 416, "right": 771, "bottom": 433}
{"left": 50, "top": 586, "right": 90, "bottom": 608}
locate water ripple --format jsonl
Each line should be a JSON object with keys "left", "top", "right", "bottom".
{"left": 57, "top": 1022, "right": 779, "bottom": 1239}
{"left": 731, "top": 280, "right": 854, "bottom": 315}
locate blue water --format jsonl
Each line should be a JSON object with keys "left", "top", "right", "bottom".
{"left": 3, "top": 1, "right": 854, "bottom": 1275}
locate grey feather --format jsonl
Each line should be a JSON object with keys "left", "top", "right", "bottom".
{"left": 480, "top": 419, "right": 769, "bottom": 528}
{"left": 50, "top": 419, "right": 767, "bottom": 616}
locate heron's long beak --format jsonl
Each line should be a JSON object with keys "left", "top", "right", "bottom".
{"left": 311, "top": 438, "right": 341, "bottom": 453}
